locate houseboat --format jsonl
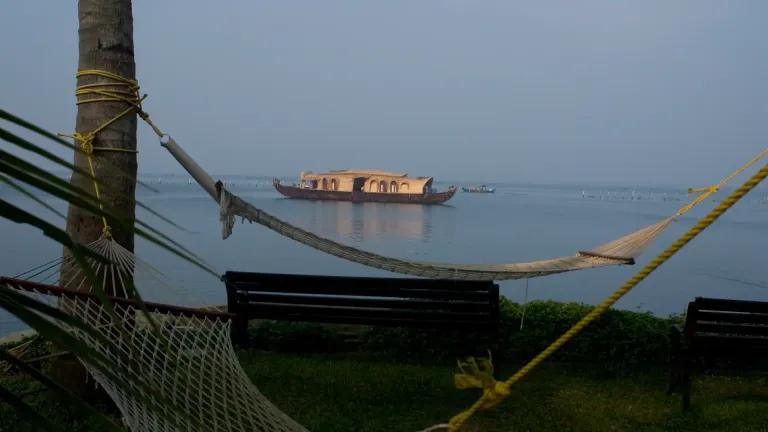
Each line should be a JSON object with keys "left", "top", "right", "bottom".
{"left": 273, "top": 170, "right": 456, "bottom": 204}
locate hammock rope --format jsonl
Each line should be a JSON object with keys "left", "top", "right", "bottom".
{"left": 676, "top": 147, "right": 768, "bottom": 217}
{"left": 58, "top": 70, "right": 143, "bottom": 238}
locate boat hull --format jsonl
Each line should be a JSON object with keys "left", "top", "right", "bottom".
{"left": 273, "top": 180, "right": 456, "bottom": 204}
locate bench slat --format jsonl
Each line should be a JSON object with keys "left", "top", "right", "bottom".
{"left": 225, "top": 271, "right": 493, "bottom": 292}
{"left": 691, "top": 334, "right": 768, "bottom": 354}
{"left": 694, "top": 322, "right": 768, "bottom": 338}
{"left": 236, "top": 292, "right": 491, "bottom": 312}
{"left": 243, "top": 312, "right": 492, "bottom": 330}
{"left": 231, "top": 281, "right": 493, "bottom": 301}
{"left": 694, "top": 297, "right": 768, "bottom": 314}
{"left": 695, "top": 310, "right": 768, "bottom": 325}
{"left": 240, "top": 302, "right": 492, "bottom": 323}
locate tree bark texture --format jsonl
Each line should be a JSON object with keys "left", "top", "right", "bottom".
{"left": 65, "top": 0, "right": 137, "bottom": 257}
{"left": 55, "top": 0, "right": 137, "bottom": 398}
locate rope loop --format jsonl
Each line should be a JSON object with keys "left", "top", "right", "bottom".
{"left": 101, "top": 223, "right": 113, "bottom": 240}
{"left": 63, "top": 69, "right": 147, "bottom": 238}
{"left": 452, "top": 353, "right": 510, "bottom": 414}
{"left": 76, "top": 133, "right": 95, "bottom": 155}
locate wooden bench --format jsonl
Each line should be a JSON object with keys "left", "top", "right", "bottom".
{"left": 668, "top": 297, "right": 768, "bottom": 410}
{"left": 223, "top": 271, "right": 500, "bottom": 359}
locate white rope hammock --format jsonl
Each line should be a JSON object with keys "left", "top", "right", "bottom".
{"left": 5, "top": 237, "right": 307, "bottom": 432}
{"left": 161, "top": 136, "right": 675, "bottom": 281}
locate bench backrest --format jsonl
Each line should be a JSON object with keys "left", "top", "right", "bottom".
{"left": 685, "top": 297, "right": 768, "bottom": 353}
{"left": 223, "top": 271, "right": 499, "bottom": 330}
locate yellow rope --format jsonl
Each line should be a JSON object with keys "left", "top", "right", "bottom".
{"left": 62, "top": 69, "right": 165, "bottom": 238}
{"left": 445, "top": 161, "right": 768, "bottom": 431}
{"left": 676, "top": 147, "right": 768, "bottom": 217}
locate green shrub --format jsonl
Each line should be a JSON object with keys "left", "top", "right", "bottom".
{"left": 499, "top": 298, "right": 680, "bottom": 371}
{"left": 245, "top": 298, "right": 681, "bottom": 370}
{"left": 250, "top": 321, "right": 346, "bottom": 353}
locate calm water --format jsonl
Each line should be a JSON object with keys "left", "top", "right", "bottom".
{"left": 2, "top": 175, "right": 767, "bottom": 335}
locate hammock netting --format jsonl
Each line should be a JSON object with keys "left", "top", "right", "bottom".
{"left": 5, "top": 237, "right": 306, "bottom": 432}
{"left": 219, "top": 188, "right": 673, "bottom": 280}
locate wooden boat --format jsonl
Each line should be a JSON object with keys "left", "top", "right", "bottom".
{"left": 273, "top": 169, "right": 456, "bottom": 204}
{"left": 462, "top": 185, "right": 495, "bottom": 193}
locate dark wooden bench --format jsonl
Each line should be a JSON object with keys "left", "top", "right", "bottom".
{"left": 223, "top": 271, "right": 500, "bottom": 359}
{"left": 668, "top": 297, "right": 768, "bottom": 410}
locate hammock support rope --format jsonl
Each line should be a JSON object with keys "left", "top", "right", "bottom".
{"left": 439, "top": 161, "right": 768, "bottom": 431}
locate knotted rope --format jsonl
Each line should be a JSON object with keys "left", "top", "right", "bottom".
{"left": 676, "top": 147, "right": 768, "bottom": 217}
{"left": 60, "top": 70, "right": 166, "bottom": 238}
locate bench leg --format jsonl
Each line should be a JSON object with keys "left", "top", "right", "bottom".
{"left": 490, "top": 327, "right": 501, "bottom": 380}
{"left": 681, "top": 371, "right": 691, "bottom": 411}
{"left": 667, "top": 369, "right": 680, "bottom": 395}
{"left": 230, "top": 316, "right": 248, "bottom": 347}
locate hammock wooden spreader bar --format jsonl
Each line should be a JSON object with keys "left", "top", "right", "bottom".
{"left": 156, "top": 131, "right": 698, "bottom": 280}
{"left": 0, "top": 277, "right": 234, "bottom": 320}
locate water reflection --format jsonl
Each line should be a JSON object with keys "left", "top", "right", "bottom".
{"left": 301, "top": 201, "right": 436, "bottom": 243}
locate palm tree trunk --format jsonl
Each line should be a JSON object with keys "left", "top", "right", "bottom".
{"left": 66, "top": 0, "right": 137, "bottom": 251}
{"left": 54, "top": 0, "right": 137, "bottom": 397}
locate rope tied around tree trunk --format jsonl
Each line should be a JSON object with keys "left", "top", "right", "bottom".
{"left": 59, "top": 69, "right": 165, "bottom": 238}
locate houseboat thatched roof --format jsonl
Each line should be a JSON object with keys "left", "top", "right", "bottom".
{"left": 307, "top": 169, "right": 409, "bottom": 178}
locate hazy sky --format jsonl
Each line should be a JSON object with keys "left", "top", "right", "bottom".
{"left": 2, "top": 1, "right": 766, "bottom": 185}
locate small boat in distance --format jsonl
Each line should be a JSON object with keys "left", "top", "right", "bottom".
{"left": 462, "top": 185, "right": 495, "bottom": 194}
{"left": 273, "top": 169, "right": 456, "bottom": 204}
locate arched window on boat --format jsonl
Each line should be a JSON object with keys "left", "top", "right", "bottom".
{"left": 321, "top": 178, "right": 328, "bottom": 190}
{"left": 423, "top": 179, "right": 433, "bottom": 194}
{"left": 369, "top": 180, "right": 377, "bottom": 192}
{"left": 379, "top": 180, "right": 387, "bottom": 193}
{"left": 400, "top": 182, "right": 409, "bottom": 192}
{"left": 330, "top": 178, "right": 338, "bottom": 191}
{"left": 390, "top": 181, "right": 398, "bottom": 193}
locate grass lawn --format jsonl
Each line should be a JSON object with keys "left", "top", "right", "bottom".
{"left": 239, "top": 351, "right": 768, "bottom": 432}
{"left": 3, "top": 350, "right": 768, "bottom": 431}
